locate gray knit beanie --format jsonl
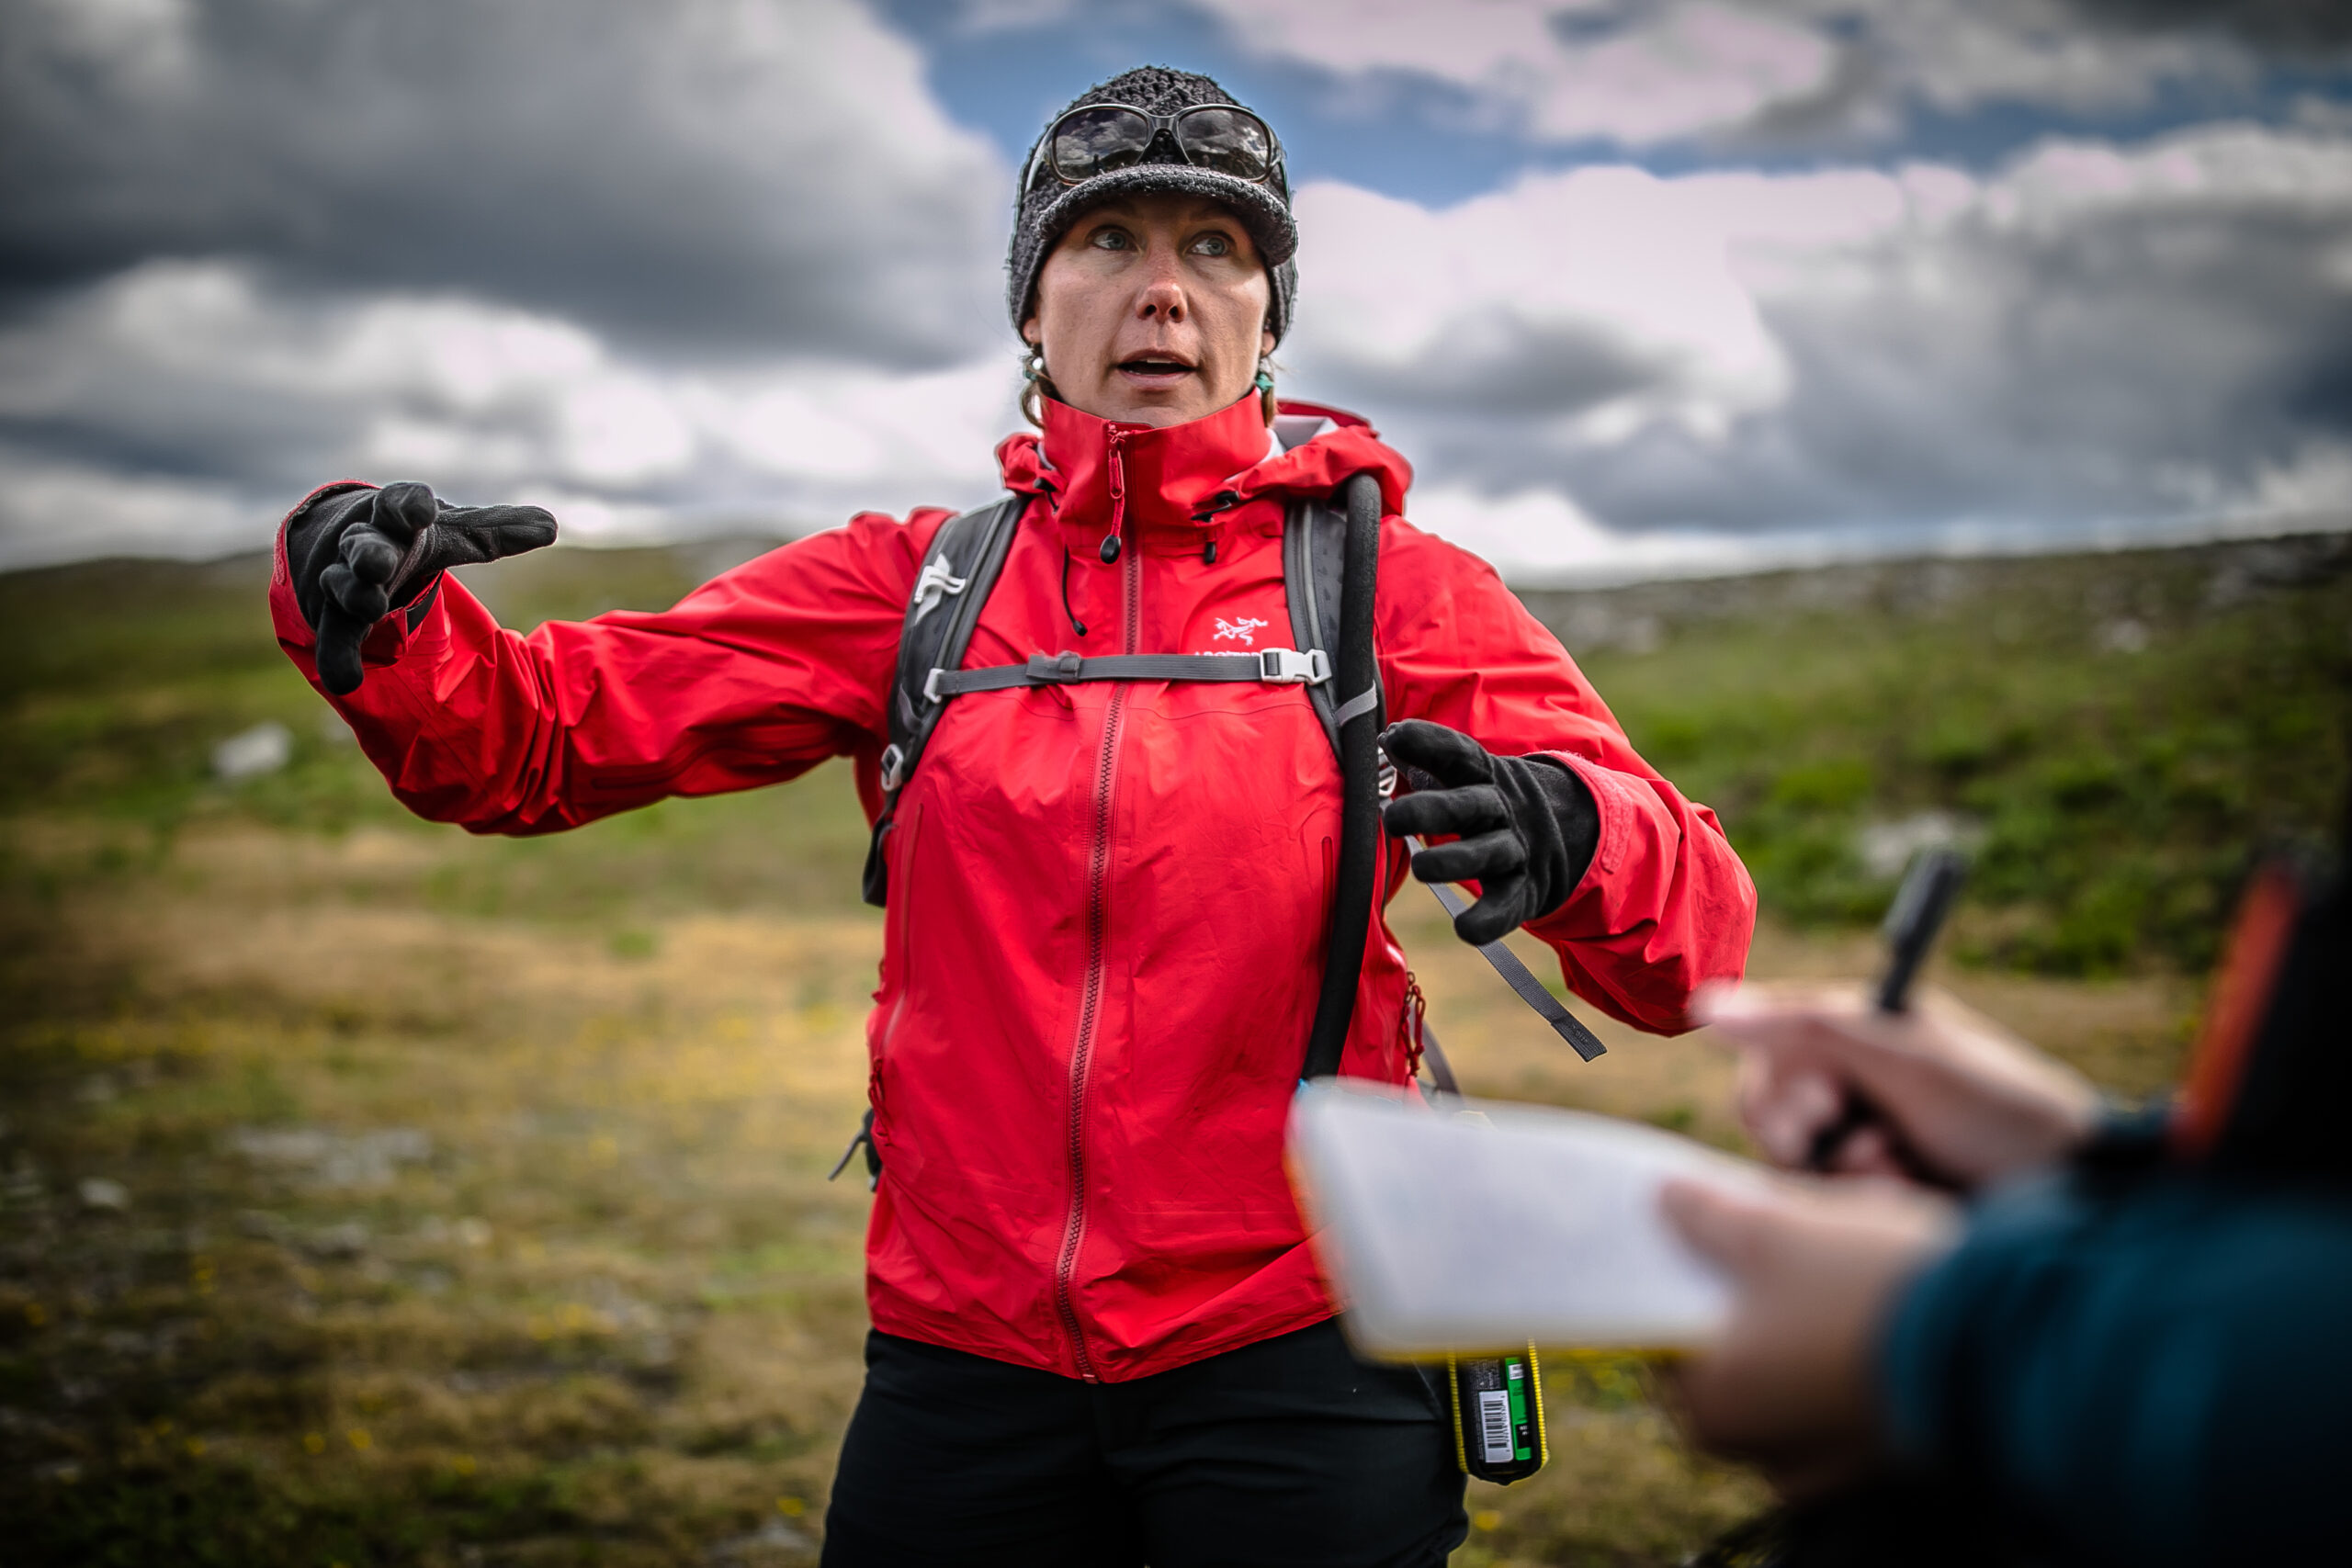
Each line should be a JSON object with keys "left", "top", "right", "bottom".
{"left": 1006, "top": 66, "right": 1299, "bottom": 346}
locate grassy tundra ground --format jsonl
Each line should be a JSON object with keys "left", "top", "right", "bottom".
{"left": 1, "top": 534, "right": 2345, "bottom": 1565}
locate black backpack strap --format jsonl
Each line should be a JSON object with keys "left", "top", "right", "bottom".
{"left": 1300, "top": 472, "right": 1386, "bottom": 1080}
{"left": 1283, "top": 491, "right": 1352, "bottom": 761}
{"left": 861, "top": 493, "right": 1024, "bottom": 907}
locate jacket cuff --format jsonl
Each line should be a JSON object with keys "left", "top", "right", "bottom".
{"left": 1877, "top": 1232, "right": 1974, "bottom": 1468}
{"left": 272, "top": 479, "right": 375, "bottom": 650}
{"left": 2071, "top": 1096, "right": 2177, "bottom": 1178}
{"left": 1528, "top": 750, "right": 1628, "bottom": 907}
{"left": 1875, "top": 1176, "right": 2074, "bottom": 1472}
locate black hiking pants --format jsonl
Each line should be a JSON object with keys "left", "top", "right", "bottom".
{"left": 820, "top": 1320, "right": 1469, "bottom": 1567}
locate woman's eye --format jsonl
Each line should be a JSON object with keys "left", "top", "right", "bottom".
{"left": 1189, "top": 233, "right": 1232, "bottom": 256}
{"left": 1089, "top": 228, "right": 1133, "bottom": 251}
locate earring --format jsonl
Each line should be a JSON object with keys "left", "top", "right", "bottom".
{"left": 1021, "top": 349, "right": 1054, "bottom": 430}
{"left": 1255, "top": 366, "right": 1277, "bottom": 425}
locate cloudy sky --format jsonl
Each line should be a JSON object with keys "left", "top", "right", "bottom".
{"left": 6, "top": 0, "right": 2351, "bottom": 581}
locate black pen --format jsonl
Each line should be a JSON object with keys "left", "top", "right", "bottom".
{"left": 1805, "top": 848, "right": 1969, "bottom": 1175}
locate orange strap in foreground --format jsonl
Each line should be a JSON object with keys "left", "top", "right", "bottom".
{"left": 2171, "top": 862, "right": 2301, "bottom": 1160}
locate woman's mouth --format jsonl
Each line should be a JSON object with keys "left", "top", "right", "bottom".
{"left": 1116, "top": 357, "right": 1196, "bottom": 387}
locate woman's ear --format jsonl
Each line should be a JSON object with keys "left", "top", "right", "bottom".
{"left": 1260, "top": 327, "right": 1276, "bottom": 357}
{"left": 1022, "top": 318, "right": 1042, "bottom": 348}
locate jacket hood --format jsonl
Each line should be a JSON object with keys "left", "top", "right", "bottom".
{"left": 994, "top": 394, "right": 1412, "bottom": 549}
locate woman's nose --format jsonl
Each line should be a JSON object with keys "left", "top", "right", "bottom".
{"left": 1136, "top": 264, "right": 1187, "bottom": 322}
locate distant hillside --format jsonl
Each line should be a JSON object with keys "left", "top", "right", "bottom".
{"left": 1523, "top": 531, "right": 2352, "bottom": 975}
{"left": 1516, "top": 531, "right": 2352, "bottom": 657}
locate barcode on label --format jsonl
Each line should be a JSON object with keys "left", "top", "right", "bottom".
{"left": 1477, "top": 1389, "right": 1514, "bottom": 1464}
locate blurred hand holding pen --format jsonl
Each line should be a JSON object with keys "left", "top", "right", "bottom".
{"left": 1718, "top": 849, "right": 2101, "bottom": 1193}
{"left": 1654, "top": 849, "right": 2109, "bottom": 1499}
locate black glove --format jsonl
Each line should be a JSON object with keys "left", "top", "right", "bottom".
{"left": 288, "top": 480, "right": 556, "bottom": 694}
{"left": 1379, "top": 718, "right": 1600, "bottom": 947}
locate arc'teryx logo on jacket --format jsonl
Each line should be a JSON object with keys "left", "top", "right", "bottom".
{"left": 268, "top": 392, "right": 1757, "bottom": 1384}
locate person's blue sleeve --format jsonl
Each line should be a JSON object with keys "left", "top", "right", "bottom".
{"left": 1880, "top": 1173, "right": 2352, "bottom": 1567}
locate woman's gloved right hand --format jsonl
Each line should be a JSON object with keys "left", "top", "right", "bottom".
{"left": 1378, "top": 718, "right": 1600, "bottom": 946}
{"left": 288, "top": 481, "right": 556, "bottom": 694}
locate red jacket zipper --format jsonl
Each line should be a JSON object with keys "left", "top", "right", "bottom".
{"left": 1052, "top": 427, "right": 1140, "bottom": 1382}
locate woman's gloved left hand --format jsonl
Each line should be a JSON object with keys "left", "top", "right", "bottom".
{"left": 288, "top": 480, "right": 557, "bottom": 694}
{"left": 1379, "top": 718, "right": 1600, "bottom": 946}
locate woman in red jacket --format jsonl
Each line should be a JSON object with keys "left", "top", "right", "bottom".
{"left": 277, "top": 65, "right": 1754, "bottom": 1568}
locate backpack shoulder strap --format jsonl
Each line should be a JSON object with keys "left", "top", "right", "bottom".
{"left": 1283, "top": 493, "right": 1357, "bottom": 765}
{"left": 1299, "top": 472, "right": 1386, "bottom": 1079}
{"left": 860, "top": 492, "right": 1023, "bottom": 907}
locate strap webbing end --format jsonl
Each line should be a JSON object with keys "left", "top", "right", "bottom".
{"left": 1424, "top": 875, "right": 1608, "bottom": 1062}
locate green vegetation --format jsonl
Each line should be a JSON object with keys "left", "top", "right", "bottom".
{"left": 0, "top": 535, "right": 2335, "bottom": 1564}
{"left": 1536, "top": 539, "right": 2352, "bottom": 976}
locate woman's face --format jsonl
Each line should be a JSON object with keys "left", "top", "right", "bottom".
{"left": 1023, "top": 192, "right": 1276, "bottom": 429}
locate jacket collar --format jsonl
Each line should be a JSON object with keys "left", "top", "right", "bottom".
{"left": 994, "top": 395, "right": 1416, "bottom": 550}
{"left": 1035, "top": 391, "right": 1273, "bottom": 543}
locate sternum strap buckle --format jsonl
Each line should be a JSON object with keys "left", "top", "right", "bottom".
{"left": 1260, "top": 647, "right": 1330, "bottom": 684}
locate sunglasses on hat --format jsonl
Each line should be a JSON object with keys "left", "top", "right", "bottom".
{"left": 1024, "top": 103, "right": 1285, "bottom": 194}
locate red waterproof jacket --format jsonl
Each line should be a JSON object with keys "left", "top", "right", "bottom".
{"left": 271, "top": 393, "right": 1756, "bottom": 1382}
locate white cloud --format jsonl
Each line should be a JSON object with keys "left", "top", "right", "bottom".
{"left": 1285, "top": 120, "right": 2352, "bottom": 564}
{"left": 0, "top": 457, "right": 257, "bottom": 571}
{"left": 1213, "top": 0, "right": 1840, "bottom": 144}
{"left": 26, "top": 0, "right": 202, "bottom": 92}
{"left": 0, "top": 260, "right": 1020, "bottom": 569}
{"left": 1873, "top": 0, "right": 2250, "bottom": 119}
{"left": 1289, "top": 167, "right": 1790, "bottom": 444}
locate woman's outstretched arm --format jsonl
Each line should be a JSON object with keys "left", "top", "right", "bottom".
{"left": 271, "top": 481, "right": 946, "bottom": 835}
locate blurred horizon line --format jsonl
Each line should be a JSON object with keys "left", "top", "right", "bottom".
{"left": 10, "top": 506, "right": 2345, "bottom": 593}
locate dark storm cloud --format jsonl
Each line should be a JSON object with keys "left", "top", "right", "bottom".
{"left": 1585, "top": 175, "right": 2352, "bottom": 533}
{"left": 1, "top": 0, "right": 1009, "bottom": 365}
{"left": 2066, "top": 0, "right": 2352, "bottom": 54}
